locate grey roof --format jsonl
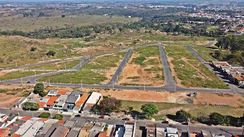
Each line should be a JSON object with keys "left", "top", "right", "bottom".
{"left": 74, "top": 119, "right": 86, "bottom": 128}
{"left": 50, "top": 126, "right": 69, "bottom": 137}
{"left": 44, "top": 123, "right": 59, "bottom": 137}
{"left": 66, "top": 91, "right": 81, "bottom": 104}
{"left": 64, "top": 120, "right": 75, "bottom": 128}
{"left": 66, "top": 129, "right": 80, "bottom": 137}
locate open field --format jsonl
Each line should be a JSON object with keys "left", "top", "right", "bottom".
{"left": 0, "top": 36, "right": 88, "bottom": 68}
{"left": 39, "top": 53, "right": 124, "bottom": 84}
{"left": 121, "top": 100, "right": 244, "bottom": 120}
{"left": 27, "top": 59, "right": 81, "bottom": 70}
{"left": 0, "top": 71, "right": 45, "bottom": 81}
{"left": 0, "top": 15, "right": 139, "bottom": 32}
{"left": 165, "top": 44, "right": 228, "bottom": 89}
{"left": 118, "top": 46, "right": 164, "bottom": 86}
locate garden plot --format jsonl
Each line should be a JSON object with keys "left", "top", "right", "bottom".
{"left": 165, "top": 45, "right": 228, "bottom": 89}
{"left": 118, "top": 46, "right": 164, "bottom": 86}
{"left": 39, "top": 53, "right": 124, "bottom": 84}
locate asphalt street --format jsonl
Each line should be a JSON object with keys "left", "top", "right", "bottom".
{"left": 107, "top": 48, "right": 133, "bottom": 85}
{"left": 159, "top": 43, "right": 177, "bottom": 91}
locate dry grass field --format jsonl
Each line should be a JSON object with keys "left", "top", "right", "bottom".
{"left": 0, "top": 15, "right": 139, "bottom": 32}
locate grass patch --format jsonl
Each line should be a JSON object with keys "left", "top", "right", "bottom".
{"left": 165, "top": 45, "right": 228, "bottom": 89}
{"left": 28, "top": 60, "right": 80, "bottom": 70}
{"left": 121, "top": 100, "right": 244, "bottom": 119}
{"left": 39, "top": 53, "right": 123, "bottom": 84}
{"left": 0, "top": 71, "right": 44, "bottom": 80}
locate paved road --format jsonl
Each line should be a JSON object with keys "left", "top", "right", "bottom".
{"left": 0, "top": 108, "right": 242, "bottom": 136}
{"left": 108, "top": 48, "right": 133, "bottom": 85}
{"left": 71, "top": 56, "right": 92, "bottom": 70}
{"left": 159, "top": 43, "right": 176, "bottom": 91}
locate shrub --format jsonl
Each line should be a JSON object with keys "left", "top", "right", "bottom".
{"left": 53, "top": 114, "right": 63, "bottom": 120}
{"left": 141, "top": 103, "right": 159, "bottom": 118}
{"left": 175, "top": 110, "right": 191, "bottom": 122}
{"left": 46, "top": 50, "right": 56, "bottom": 57}
{"left": 39, "top": 112, "right": 50, "bottom": 118}
{"left": 209, "top": 112, "right": 225, "bottom": 125}
{"left": 22, "top": 102, "right": 39, "bottom": 111}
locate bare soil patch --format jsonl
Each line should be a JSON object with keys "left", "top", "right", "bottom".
{"left": 119, "top": 53, "right": 163, "bottom": 86}
{"left": 193, "top": 93, "right": 244, "bottom": 107}
{"left": 0, "top": 93, "right": 20, "bottom": 108}
{"left": 83, "top": 88, "right": 191, "bottom": 104}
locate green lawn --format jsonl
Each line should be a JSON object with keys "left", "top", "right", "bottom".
{"left": 165, "top": 45, "right": 228, "bottom": 89}
{"left": 0, "top": 15, "right": 139, "bottom": 32}
{"left": 0, "top": 71, "right": 45, "bottom": 80}
{"left": 39, "top": 53, "right": 124, "bottom": 84}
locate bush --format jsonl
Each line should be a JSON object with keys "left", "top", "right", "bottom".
{"left": 39, "top": 112, "right": 50, "bottom": 118}
{"left": 141, "top": 103, "right": 159, "bottom": 118}
{"left": 92, "top": 97, "right": 121, "bottom": 114}
{"left": 46, "top": 50, "right": 56, "bottom": 57}
{"left": 209, "top": 112, "right": 225, "bottom": 125}
{"left": 175, "top": 110, "right": 191, "bottom": 122}
{"left": 22, "top": 102, "right": 39, "bottom": 111}
{"left": 53, "top": 114, "right": 63, "bottom": 120}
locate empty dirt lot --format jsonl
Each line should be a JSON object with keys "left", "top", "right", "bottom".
{"left": 118, "top": 46, "right": 164, "bottom": 86}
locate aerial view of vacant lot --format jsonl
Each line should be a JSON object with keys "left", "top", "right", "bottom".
{"left": 39, "top": 53, "right": 124, "bottom": 84}
{"left": 165, "top": 44, "right": 228, "bottom": 89}
{"left": 119, "top": 46, "right": 164, "bottom": 86}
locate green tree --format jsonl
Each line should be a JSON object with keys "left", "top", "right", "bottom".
{"left": 53, "top": 114, "right": 63, "bottom": 120}
{"left": 33, "top": 83, "right": 46, "bottom": 97}
{"left": 92, "top": 97, "right": 121, "bottom": 114}
{"left": 141, "top": 103, "right": 159, "bottom": 118}
{"left": 22, "top": 102, "right": 39, "bottom": 111}
{"left": 39, "top": 112, "right": 50, "bottom": 118}
{"left": 176, "top": 110, "right": 191, "bottom": 122}
{"left": 209, "top": 112, "right": 225, "bottom": 125}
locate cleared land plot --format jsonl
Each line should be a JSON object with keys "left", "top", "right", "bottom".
{"left": 165, "top": 45, "right": 228, "bottom": 89}
{"left": 0, "top": 71, "right": 45, "bottom": 80}
{"left": 0, "top": 84, "right": 34, "bottom": 108}
{"left": 39, "top": 53, "right": 124, "bottom": 84}
{"left": 118, "top": 46, "right": 164, "bottom": 86}
{"left": 0, "top": 15, "right": 138, "bottom": 32}
{"left": 193, "top": 42, "right": 217, "bottom": 61}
